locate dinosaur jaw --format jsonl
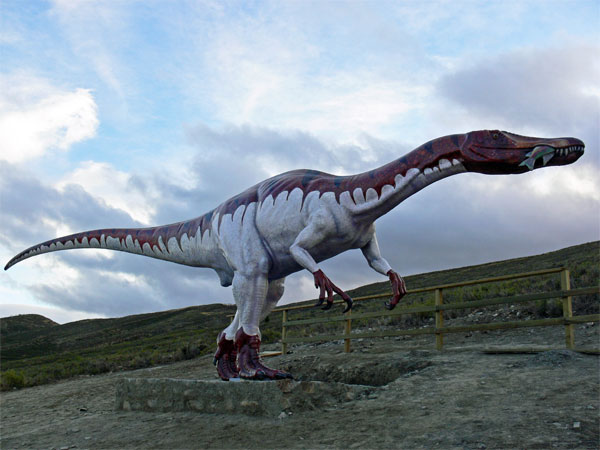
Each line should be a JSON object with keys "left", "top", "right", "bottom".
{"left": 460, "top": 130, "right": 585, "bottom": 175}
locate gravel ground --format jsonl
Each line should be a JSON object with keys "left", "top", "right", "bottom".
{"left": 1, "top": 324, "right": 598, "bottom": 449}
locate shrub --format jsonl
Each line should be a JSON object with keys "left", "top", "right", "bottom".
{"left": 1, "top": 369, "right": 26, "bottom": 390}
{"left": 86, "top": 359, "right": 111, "bottom": 375}
{"left": 534, "top": 299, "right": 563, "bottom": 318}
{"left": 132, "top": 355, "right": 151, "bottom": 369}
{"left": 179, "top": 342, "right": 206, "bottom": 360}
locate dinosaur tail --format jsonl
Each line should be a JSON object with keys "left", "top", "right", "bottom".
{"left": 4, "top": 218, "right": 211, "bottom": 270}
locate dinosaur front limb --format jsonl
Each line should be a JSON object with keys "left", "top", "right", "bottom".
{"left": 213, "top": 331, "right": 239, "bottom": 381}
{"left": 313, "top": 269, "right": 353, "bottom": 313}
{"left": 384, "top": 269, "right": 407, "bottom": 310}
{"left": 360, "top": 234, "right": 407, "bottom": 310}
{"left": 234, "top": 328, "right": 292, "bottom": 380}
{"left": 289, "top": 217, "right": 352, "bottom": 313}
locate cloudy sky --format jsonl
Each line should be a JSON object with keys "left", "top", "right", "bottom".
{"left": 1, "top": 0, "right": 598, "bottom": 324}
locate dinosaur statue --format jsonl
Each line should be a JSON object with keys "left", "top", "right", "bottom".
{"left": 5, "top": 130, "right": 584, "bottom": 380}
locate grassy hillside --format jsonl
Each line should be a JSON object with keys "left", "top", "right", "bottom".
{"left": 0, "top": 314, "right": 58, "bottom": 337}
{"left": 1, "top": 304, "right": 236, "bottom": 389}
{"left": 1, "top": 241, "right": 598, "bottom": 390}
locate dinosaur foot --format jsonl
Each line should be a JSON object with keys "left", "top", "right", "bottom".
{"left": 213, "top": 332, "right": 240, "bottom": 381}
{"left": 383, "top": 269, "right": 407, "bottom": 310}
{"left": 235, "top": 328, "right": 293, "bottom": 380}
{"left": 312, "top": 269, "right": 353, "bottom": 313}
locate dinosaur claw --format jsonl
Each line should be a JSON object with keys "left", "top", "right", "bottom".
{"left": 386, "top": 270, "right": 406, "bottom": 311}
{"left": 274, "top": 371, "right": 293, "bottom": 380}
{"left": 313, "top": 269, "right": 353, "bottom": 314}
{"left": 321, "top": 302, "right": 333, "bottom": 310}
{"left": 342, "top": 298, "right": 353, "bottom": 313}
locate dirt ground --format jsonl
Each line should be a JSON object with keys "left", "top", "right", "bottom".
{"left": 1, "top": 324, "right": 599, "bottom": 449}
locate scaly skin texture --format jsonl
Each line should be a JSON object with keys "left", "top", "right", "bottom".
{"left": 234, "top": 328, "right": 292, "bottom": 380}
{"left": 213, "top": 332, "right": 239, "bottom": 381}
{"left": 5, "top": 130, "right": 585, "bottom": 380}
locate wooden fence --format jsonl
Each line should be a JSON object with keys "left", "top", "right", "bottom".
{"left": 269, "top": 268, "right": 599, "bottom": 355}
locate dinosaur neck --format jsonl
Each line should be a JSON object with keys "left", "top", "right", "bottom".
{"left": 349, "top": 133, "right": 468, "bottom": 221}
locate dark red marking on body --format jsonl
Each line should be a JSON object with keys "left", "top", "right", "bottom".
{"left": 212, "top": 134, "right": 466, "bottom": 223}
{"left": 3, "top": 211, "right": 218, "bottom": 269}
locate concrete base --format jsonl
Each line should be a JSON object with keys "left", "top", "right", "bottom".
{"left": 115, "top": 378, "right": 369, "bottom": 416}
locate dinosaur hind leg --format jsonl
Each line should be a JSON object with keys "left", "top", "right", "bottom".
{"left": 257, "top": 278, "right": 292, "bottom": 378}
{"left": 213, "top": 313, "right": 240, "bottom": 381}
{"left": 234, "top": 274, "right": 292, "bottom": 380}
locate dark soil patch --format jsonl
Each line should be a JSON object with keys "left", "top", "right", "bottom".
{"left": 283, "top": 354, "right": 432, "bottom": 386}
{"left": 513, "top": 349, "right": 585, "bottom": 368}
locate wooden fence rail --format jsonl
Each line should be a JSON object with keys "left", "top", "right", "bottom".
{"left": 270, "top": 268, "right": 599, "bottom": 354}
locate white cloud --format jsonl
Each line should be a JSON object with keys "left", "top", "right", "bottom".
{"left": 97, "top": 269, "right": 147, "bottom": 287}
{"left": 200, "top": 13, "right": 428, "bottom": 144}
{"left": 0, "top": 73, "right": 98, "bottom": 163}
{"left": 207, "top": 61, "right": 424, "bottom": 143}
{"left": 34, "top": 256, "right": 82, "bottom": 288}
{"left": 436, "top": 44, "right": 600, "bottom": 139}
{"left": 49, "top": 0, "right": 129, "bottom": 98}
{"left": 518, "top": 164, "right": 600, "bottom": 202}
{"left": 443, "top": 163, "right": 599, "bottom": 204}
{"left": 56, "top": 161, "right": 157, "bottom": 224}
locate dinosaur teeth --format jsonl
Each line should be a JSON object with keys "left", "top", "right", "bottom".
{"left": 421, "top": 158, "right": 462, "bottom": 177}
{"left": 438, "top": 159, "right": 452, "bottom": 170}
{"left": 559, "top": 145, "right": 584, "bottom": 155}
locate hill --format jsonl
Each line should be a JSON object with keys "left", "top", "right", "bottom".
{"left": 1, "top": 303, "right": 236, "bottom": 389}
{"left": 0, "top": 314, "right": 58, "bottom": 337}
{"left": 1, "top": 240, "right": 598, "bottom": 390}
{"left": 1, "top": 302, "right": 235, "bottom": 360}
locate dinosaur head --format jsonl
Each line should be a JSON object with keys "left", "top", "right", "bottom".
{"left": 460, "top": 130, "right": 584, "bottom": 174}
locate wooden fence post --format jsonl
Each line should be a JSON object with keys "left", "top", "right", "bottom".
{"left": 281, "top": 309, "right": 288, "bottom": 355}
{"left": 344, "top": 310, "right": 352, "bottom": 353}
{"left": 560, "top": 269, "right": 574, "bottom": 349}
{"left": 435, "top": 288, "right": 444, "bottom": 350}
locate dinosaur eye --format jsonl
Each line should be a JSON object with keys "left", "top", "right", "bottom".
{"left": 492, "top": 132, "right": 499, "bottom": 140}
